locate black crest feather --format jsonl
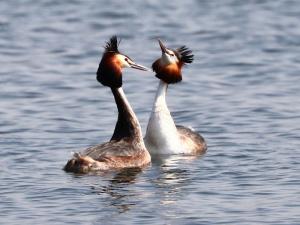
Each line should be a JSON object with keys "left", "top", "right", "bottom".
{"left": 176, "top": 46, "right": 194, "bottom": 64}
{"left": 104, "top": 35, "right": 120, "bottom": 53}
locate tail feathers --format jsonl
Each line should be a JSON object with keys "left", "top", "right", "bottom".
{"left": 64, "top": 153, "right": 86, "bottom": 173}
{"left": 64, "top": 153, "right": 105, "bottom": 173}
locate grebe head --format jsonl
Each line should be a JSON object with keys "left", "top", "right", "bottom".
{"left": 97, "top": 35, "right": 148, "bottom": 88}
{"left": 152, "top": 39, "right": 194, "bottom": 84}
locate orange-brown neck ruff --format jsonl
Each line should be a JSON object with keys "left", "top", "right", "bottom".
{"left": 97, "top": 53, "right": 122, "bottom": 88}
{"left": 152, "top": 59, "right": 183, "bottom": 84}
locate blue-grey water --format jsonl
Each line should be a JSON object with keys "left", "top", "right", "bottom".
{"left": 1, "top": 0, "right": 300, "bottom": 224}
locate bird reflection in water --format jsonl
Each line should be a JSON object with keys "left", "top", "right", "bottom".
{"left": 151, "top": 154, "right": 199, "bottom": 206}
{"left": 90, "top": 167, "right": 143, "bottom": 213}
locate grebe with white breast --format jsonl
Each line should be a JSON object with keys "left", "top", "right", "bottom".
{"left": 64, "top": 36, "right": 151, "bottom": 173}
{"left": 144, "top": 39, "right": 207, "bottom": 155}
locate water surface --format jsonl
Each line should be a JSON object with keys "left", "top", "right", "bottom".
{"left": 1, "top": 0, "right": 300, "bottom": 224}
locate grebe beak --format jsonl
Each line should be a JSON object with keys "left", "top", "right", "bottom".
{"left": 129, "top": 62, "right": 150, "bottom": 71}
{"left": 158, "top": 39, "right": 167, "bottom": 53}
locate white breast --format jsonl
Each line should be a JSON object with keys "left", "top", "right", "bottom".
{"left": 144, "top": 80, "right": 183, "bottom": 154}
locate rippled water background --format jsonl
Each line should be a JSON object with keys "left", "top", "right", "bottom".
{"left": 1, "top": 0, "right": 300, "bottom": 224}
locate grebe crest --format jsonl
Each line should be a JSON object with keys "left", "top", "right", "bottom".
{"left": 152, "top": 39, "right": 194, "bottom": 84}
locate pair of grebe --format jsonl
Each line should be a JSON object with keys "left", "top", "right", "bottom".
{"left": 64, "top": 36, "right": 207, "bottom": 173}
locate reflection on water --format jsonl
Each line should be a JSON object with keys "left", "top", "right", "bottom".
{"left": 88, "top": 157, "right": 196, "bottom": 215}
{"left": 110, "top": 168, "right": 142, "bottom": 184}
{"left": 151, "top": 155, "right": 196, "bottom": 208}
{"left": 90, "top": 168, "right": 142, "bottom": 213}
{"left": 1, "top": 0, "right": 300, "bottom": 224}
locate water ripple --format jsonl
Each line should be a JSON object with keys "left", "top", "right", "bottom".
{"left": 1, "top": 0, "right": 300, "bottom": 225}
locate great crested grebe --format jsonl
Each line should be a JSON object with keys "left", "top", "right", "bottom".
{"left": 144, "top": 39, "right": 207, "bottom": 155}
{"left": 64, "top": 36, "right": 151, "bottom": 173}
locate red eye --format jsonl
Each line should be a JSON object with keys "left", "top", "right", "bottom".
{"left": 125, "top": 58, "right": 128, "bottom": 61}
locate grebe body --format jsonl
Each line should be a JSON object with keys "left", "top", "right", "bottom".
{"left": 65, "top": 36, "right": 151, "bottom": 173}
{"left": 144, "top": 39, "right": 207, "bottom": 155}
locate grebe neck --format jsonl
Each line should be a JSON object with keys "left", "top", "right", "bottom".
{"left": 152, "top": 80, "right": 168, "bottom": 112}
{"left": 145, "top": 80, "right": 182, "bottom": 154}
{"left": 111, "top": 87, "right": 143, "bottom": 143}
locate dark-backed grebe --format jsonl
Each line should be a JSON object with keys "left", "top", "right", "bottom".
{"left": 64, "top": 36, "right": 151, "bottom": 173}
{"left": 144, "top": 39, "right": 207, "bottom": 155}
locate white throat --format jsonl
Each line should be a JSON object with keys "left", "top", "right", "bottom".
{"left": 153, "top": 80, "right": 168, "bottom": 112}
{"left": 144, "top": 80, "right": 182, "bottom": 154}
